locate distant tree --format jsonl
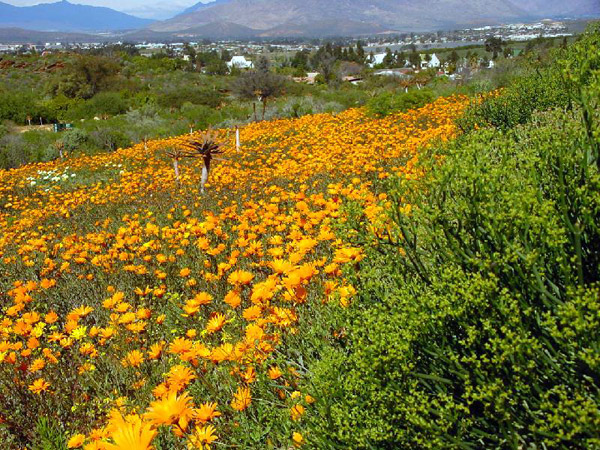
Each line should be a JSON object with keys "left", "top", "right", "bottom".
{"left": 254, "top": 55, "right": 270, "bottom": 73}
{"left": 356, "top": 40, "right": 365, "bottom": 62}
{"left": 503, "top": 46, "right": 514, "bottom": 58}
{"left": 448, "top": 50, "right": 460, "bottom": 65}
{"left": 47, "top": 55, "right": 120, "bottom": 99}
{"left": 347, "top": 46, "right": 356, "bottom": 61}
{"left": 221, "top": 49, "right": 232, "bottom": 61}
{"left": 383, "top": 47, "right": 395, "bottom": 68}
{"left": 205, "top": 59, "right": 229, "bottom": 75}
{"left": 291, "top": 50, "right": 309, "bottom": 71}
{"left": 395, "top": 51, "right": 406, "bottom": 67}
{"left": 467, "top": 51, "right": 479, "bottom": 69}
{"left": 481, "top": 54, "right": 490, "bottom": 68}
{"left": 183, "top": 43, "right": 197, "bottom": 71}
{"left": 485, "top": 36, "right": 504, "bottom": 60}
{"left": 318, "top": 53, "right": 338, "bottom": 84}
{"left": 408, "top": 50, "right": 421, "bottom": 69}
{"left": 231, "top": 57, "right": 285, "bottom": 120}
{"left": 413, "top": 68, "right": 435, "bottom": 89}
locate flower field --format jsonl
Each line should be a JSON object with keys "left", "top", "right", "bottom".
{"left": 0, "top": 95, "right": 469, "bottom": 449}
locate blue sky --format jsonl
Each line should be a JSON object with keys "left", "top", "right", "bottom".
{"left": 3, "top": 0, "right": 210, "bottom": 19}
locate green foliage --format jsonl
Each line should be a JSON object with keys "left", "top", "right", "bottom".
{"left": 0, "top": 91, "right": 53, "bottom": 124}
{"left": 61, "top": 128, "right": 89, "bottom": 152}
{"left": 156, "top": 86, "right": 223, "bottom": 110}
{"left": 459, "top": 27, "right": 600, "bottom": 132}
{"left": 306, "top": 25, "right": 600, "bottom": 449}
{"left": 367, "top": 89, "right": 435, "bottom": 117}
{"left": 46, "top": 55, "right": 121, "bottom": 99}
{"left": 70, "top": 92, "right": 130, "bottom": 119}
{"left": 231, "top": 64, "right": 286, "bottom": 120}
{"left": 0, "top": 130, "right": 60, "bottom": 169}
{"left": 309, "top": 105, "right": 600, "bottom": 449}
{"left": 31, "top": 417, "right": 67, "bottom": 450}
{"left": 88, "top": 127, "right": 130, "bottom": 152}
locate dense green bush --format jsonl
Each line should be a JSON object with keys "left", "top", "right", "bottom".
{"left": 0, "top": 130, "right": 60, "bottom": 169}
{"left": 308, "top": 105, "right": 600, "bottom": 449}
{"left": 60, "top": 128, "right": 89, "bottom": 152}
{"left": 0, "top": 91, "right": 54, "bottom": 124}
{"left": 306, "top": 25, "right": 600, "bottom": 449}
{"left": 458, "top": 28, "right": 599, "bottom": 132}
{"left": 367, "top": 89, "right": 435, "bottom": 117}
{"left": 156, "top": 86, "right": 224, "bottom": 110}
{"left": 68, "top": 92, "right": 130, "bottom": 120}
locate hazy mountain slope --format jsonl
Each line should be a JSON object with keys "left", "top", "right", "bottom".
{"left": 181, "top": 0, "right": 233, "bottom": 16}
{"left": 151, "top": 0, "right": 526, "bottom": 33}
{"left": 0, "top": 0, "right": 153, "bottom": 32}
{"left": 178, "top": 21, "right": 258, "bottom": 38}
{"left": 0, "top": 27, "right": 102, "bottom": 43}
{"left": 513, "top": 0, "right": 600, "bottom": 17}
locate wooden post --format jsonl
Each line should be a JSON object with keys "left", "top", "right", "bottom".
{"left": 200, "top": 155, "right": 211, "bottom": 194}
{"left": 173, "top": 159, "right": 180, "bottom": 185}
{"left": 235, "top": 126, "right": 240, "bottom": 152}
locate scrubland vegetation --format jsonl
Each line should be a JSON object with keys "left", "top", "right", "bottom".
{"left": 0, "top": 35, "right": 565, "bottom": 170}
{"left": 0, "top": 24, "right": 598, "bottom": 450}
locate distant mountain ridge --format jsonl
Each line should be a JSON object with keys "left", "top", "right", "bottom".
{"left": 0, "top": 0, "right": 153, "bottom": 32}
{"left": 181, "top": 0, "right": 233, "bottom": 16}
{"left": 148, "top": 0, "right": 600, "bottom": 37}
{"left": 517, "top": 0, "right": 600, "bottom": 17}
{"left": 0, "top": 0, "right": 598, "bottom": 39}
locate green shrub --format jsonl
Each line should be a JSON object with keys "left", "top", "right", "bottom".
{"left": 306, "top": 26, "right": 600, "bottom": 449}
{"left": 308, "top": 105, "right": 600, "bottom": 449}
{"left": 89, "top": 128, "right": 130, "bottom": 152}
{"left": 31, "top": 417, "right": 66, "bottom": 450}
{"left": 367, "top": 89, "right": 435, "bottom": 117}
{"left": 157, "top": 86, "right": 224, "bottom": 110}
{"left": 458, "top": 26, "right": 600, "bottom": 132}
{"left": 61, "top": 128, "right": 89, "bottom": 152}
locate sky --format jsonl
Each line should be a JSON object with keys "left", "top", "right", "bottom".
{"left": 2, "top": 0, "right": 211, "bottom": 19}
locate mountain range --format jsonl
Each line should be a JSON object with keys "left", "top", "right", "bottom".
{"left": 0, "top": 0, "right": 598, "bottom": 39}
{"left": 149, "top": 0, "right": 600, "bottom": 37}
{"left": 0, "top": 0, "right": 153, "bottom": 32}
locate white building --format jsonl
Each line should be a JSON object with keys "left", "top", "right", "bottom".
{"left": 227, "top": 56, "right": 253, "bottom": 69}
{"left": 421, "top": 53, "right": 441, "bottom": 69}
{"left": 428, "top": 53, "right": 441, "bottom": 68}
{"left": 368, "top": 53, "right": 387, "bottom": 67}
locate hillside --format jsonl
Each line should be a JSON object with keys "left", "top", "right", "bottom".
{"left": 0, "top": 93, "right": 469, "bottom": 447}
{"left": 0, "top": 24, "right": 599, "bottom": 449}
{"left": 151, "top": 0, "right": 526, "bottom": 34}
{"left": 518, "top": 0, "right": 600, "bottom": 17}
{"left": 149, "top": 0, "right": 600, "bottom": 36}
{"left": 0, "top": 0, "right": 153, "bottom": 32}
{"left": 0, "top": 27, "right": 102, "bottom": 43}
